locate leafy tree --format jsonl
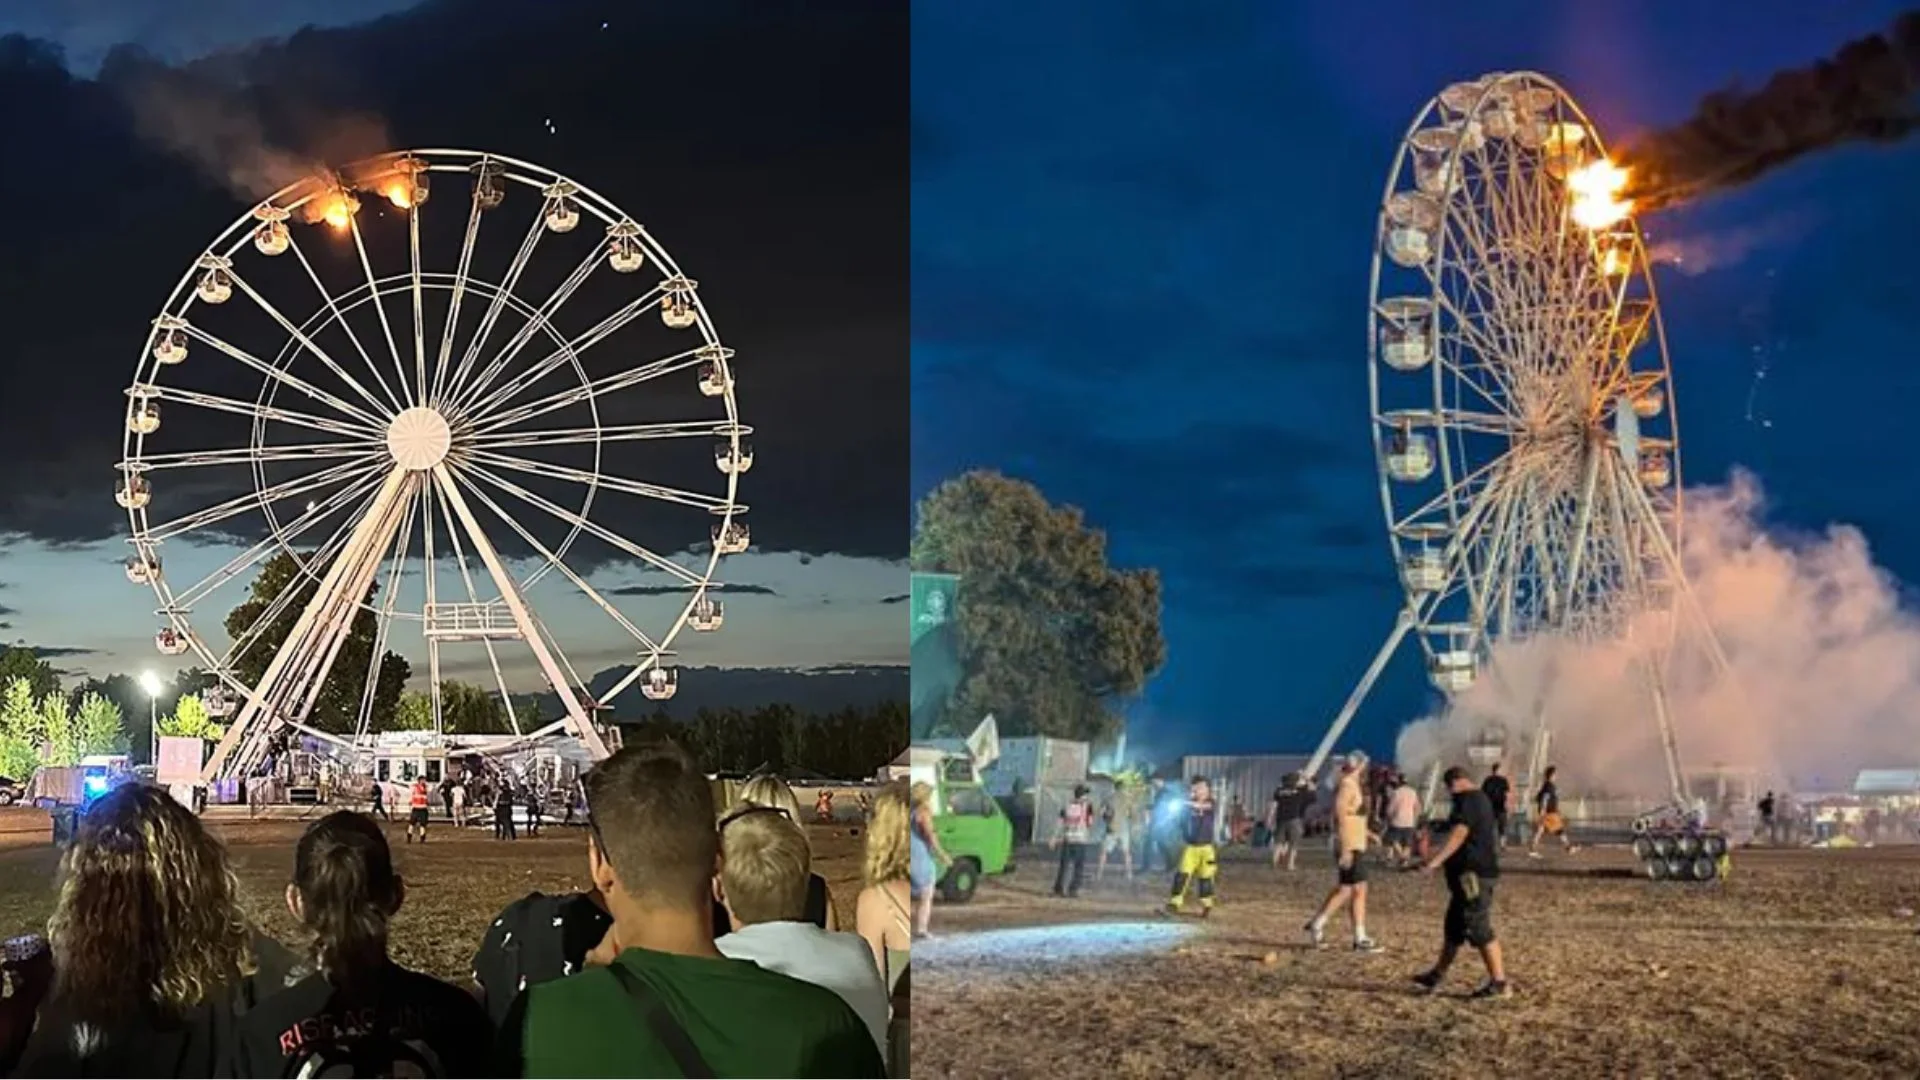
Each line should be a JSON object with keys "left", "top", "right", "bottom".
{"left": 392, "top": 690, "right": 435, "bottom": 731}
{"left": 224, "top": 553, "right": 410, "bottom": 734}
{"left": 912, "top": 470, "right": 1165, "bottom": 742}
{"left": 75, "top": 692, "right": 129, "bottom": 755}
{"left": 0, "top": 647, "right": 59, "bottom": 701}
{"left": 439, "top": 680, "right": 511, "bottom": 734}
{"left": 157, "top": 693, "right": 223, "bottom": 742}
{"left": 0, "top": 678, "right": 38, "bottom": 781}
{"left": 38, "top": 691, "right": 78, "bottom": 766}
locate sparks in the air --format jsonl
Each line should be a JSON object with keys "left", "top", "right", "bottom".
{"left": 1569, "top": 160, "right": 1632, "bottom": 229}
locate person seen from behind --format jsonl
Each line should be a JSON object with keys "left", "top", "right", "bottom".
{"left": 369, "top": 780, "right": 390, "bottom": 822}
{"left": 1052, "top": 783, "right": 1095, "bottom": 898}
{"left": 498, "top": 741, "right": 883, "bottom": 1078}
{"left": 493, "top": 784, "right": 517, "bottom": 841}
{"left": 714, "top": 806, "right": 890, "bottom": 1060}
{"left": 1269, "top": 774, "right": 1311, "bottom": 872}
{"left": 1385, "top": 773, "right": 1421, "bottom": 866}
{"left": 6, "top": 783, "right": 298, "bottom": 1077}
{"left": 1306, "top": 752, "right": 1383, "bottom": 953}
{"left": 1414, "top": 766, "right": 1510, "bottom": 999}
{"left": 907, "top": 782, "right": 948, "bottom": 939}
{"left": 1163, "top": 776, "right": 1219, "bottom": 917}
{"left": 854, "top": 783, "right": 913, "bottom": 1079}
{"left": 1481, "top": 763, "right": 1511, "bottom": 848}
{"left": 1528, "top": 765, "right": 1578, "bottom": 858}
{"left": 407, "top": 776, "right": 431, "bottom": 844}
{"left": 1095, "top": 784, "right": 1134, "bottom": 883}
{"left": 1759, "top": 790, "right": 1777, "bottom": 845}
{"left": 237, "top": 812, "right": 490, "bottom": 1076}
{"left": 737, "top": 773, "right": 844, "bottom": 930}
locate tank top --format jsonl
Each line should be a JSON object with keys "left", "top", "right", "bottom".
{"left": 410, "top": 784, "right": 428, "bottom": 809}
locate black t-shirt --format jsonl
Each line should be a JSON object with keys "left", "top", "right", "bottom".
{"left": 1444, "top": 788, "right": 1500, "bottom": 882}
{"left": 471, "top": 892, "right": 614, "bottom": 1029}
{"left": 235, "top": 962, "right": 492, "bottom": 1078}
{"left": 14, "top": 935, "right": 299, "bottom": 1078}
{"left": 1481, "top": 774, "right": 1509, "bottom": 811}
{"left": 1535, "top": 781, "right": 1559, "bottom": 814}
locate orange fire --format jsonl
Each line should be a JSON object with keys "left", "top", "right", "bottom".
{"left": 1569, "top": 160, "right": 1632, "bottom": 230}
{"left": 383, "top": 181, "right": 413, "bottom": 209}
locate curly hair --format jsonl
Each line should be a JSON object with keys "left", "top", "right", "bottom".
{"left": 48, "top": 784, "right": 255, "bottom": 1024}
{"left": 864, "top": 780, "right": 911, "bottom": 887}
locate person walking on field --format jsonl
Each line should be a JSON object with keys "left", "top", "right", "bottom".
{"left": 406, "top": 776, "right": 431, "bottom": 844}
{"left": 1052, "top": 784, "right": 1096, "bottom": 898}
{"left": 1095, "top": 784, "right": 1135, "bottom": 884}
{"left": 1384, "top": 774, "right": 1421, "bottom": 866}
{"left": 370, "top": 780, "right": 390, "bottom": 822}
{"left": 1414, "top": 766, "right": 1511, "bottom": 999}
{"left": 451, "top": 778, "right": 467, "bottom": 828}
{"left": 1163, "top": 776, "right": 1220, "bottom": 917}
{"left": 1758, "top": 790, "right": 1777, "bottom": 845}
{"left": 1306, "top": 753, "right": 1383, "bottom": 953}
{"left": 1481, "top": 764, "right": 1511, "bottom": 848}
{"left": 1528, "top": 765, "right": 1578, "bottom": 858}
{"left": 1269, "top": 775, "right": 1311, "bottom": 872}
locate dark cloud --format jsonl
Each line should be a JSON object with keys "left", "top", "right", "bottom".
{"left": 0, "top": 0, "right": 904, "bottom": 566}
{"left": 22, "top": 645, "right": 100, "bottom": 658}
{"left": 607, "top": 582, "right": 777, "bottom": 597}
{"left": 879, "top": 593, "right": 909, "bottom": 604}
{"left": 562, "top": 662, "right": 904, "bottom": 719}
{"left": 1309, "top": 521, "right": 1376, "bottom": 551}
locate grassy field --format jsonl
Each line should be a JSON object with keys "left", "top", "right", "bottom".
{"left": 910, "top": 841, "right": 1920, "bottom": 1078}
{"left": 0, "top": 806, "right": 868, "bottom": 984}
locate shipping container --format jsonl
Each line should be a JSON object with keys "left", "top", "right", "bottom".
{"left": 1177, "top": 754, "right": 1314, "bottom": 844}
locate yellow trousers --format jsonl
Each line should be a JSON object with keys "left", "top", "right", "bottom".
{"left": 1168, "top": 842, "right": 1219, "bottom": 910}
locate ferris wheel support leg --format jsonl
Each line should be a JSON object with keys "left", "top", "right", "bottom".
{"left": 1305, "top": 610, "right": 1416, "bottom": 781}
{"left": 200, "top": 468, "right": 415, "bottom": 785}
{"left": 430, "top": 465, "right": 611, "bottom": 762}
{"left": 1644, "top": 656, "right": 1689, "bottom": 805}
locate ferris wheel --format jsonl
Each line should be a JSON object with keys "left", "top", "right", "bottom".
{"left": 1304, "top": 73, "right": 1721, "bottom": 803}
{"left": 116, "top": 149, "right": 751, "bottom": 784}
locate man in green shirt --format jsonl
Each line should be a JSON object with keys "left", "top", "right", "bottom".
{"left": 497, "top": 742, "right": 884, "bottom": 1078}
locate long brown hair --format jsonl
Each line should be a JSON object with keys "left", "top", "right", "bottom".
{"left": 292, "top": 811, "right": 399, "bottom": 987}
{"left": 47, "top": 784, "right": 255, "bottom": 1023}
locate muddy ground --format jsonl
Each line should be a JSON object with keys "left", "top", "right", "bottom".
{"left": 0, "top": 807, "right": 868, "bottom": 985}
{"left": 912, "top": 841, "right": 1920, "bottom": 1079}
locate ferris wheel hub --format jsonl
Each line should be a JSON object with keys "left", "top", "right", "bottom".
{"left": 386, "top": 406, "right": 453, "bottom": 471}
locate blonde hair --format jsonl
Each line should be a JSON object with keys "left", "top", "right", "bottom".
{"left": 49, "top": 784, "right": 256, "bottom": 1023}
{"left": 865, "top": 781, "right": 912, "bottom": 886}
{"left": 720, "top": 809, "right": 813, "bottom": 925}
{"left": 738, "top": 774, "right": 809, "bottom": 851}
{"left": 909, "top": 781, "right": 932, "bottom": 809}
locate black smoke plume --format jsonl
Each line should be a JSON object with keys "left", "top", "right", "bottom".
{"left": 1618, "top": 11, "right": 1920, "bottom": 210}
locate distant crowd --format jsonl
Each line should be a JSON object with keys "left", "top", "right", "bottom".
{"left": 0, "top": 744, "right": 914, "bottom": 1078}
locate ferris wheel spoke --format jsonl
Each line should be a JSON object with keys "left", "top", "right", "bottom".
{"left": 468, "top": 419, "right": 746, "bottom": 451}
{"left": 219, "top": 476, "right": 387, "bottom": 668}
{"left": 459, "top": 461, "right": 706, "bottom": 587}
{"left": 133, "top": 441, "right": 378, "bottom": 471}
{"left": 285, "top": 238, "right": 408, "bottom": 415}
{"left": 470, "top": 344, "right": 713, "bottom": 435}
{"left": 448, "top": 241, "right": 610, "bottom": 417}
{"left": 448, "top": 470, "right": 667, "bottom": 653}
{"left": 143, "top": 458, "right": 377, "bottom": 543}
{"left": 410, "top": 207, "right": 430, "bottom": 407}
{"left": 354, "top": 481, "right": 419, "bottom": 742}
{"left": 180, "top": 326, "right": 388, "bottom": 431}
{"left": 165, "top": 467, "right": 388, "bottom": 611}
{"left": 431, "top": 197, "right": 487, "bottom": 408}
{"left": 346, "top": 216, "right": 415, "bottom": 409}
{"left": 1390, "top": 440, "right": 1511, "bottom": 529}
{"left": 456, "top": 279, "right": 658, "bottom": 423}
{"left": 466, "top": 450, "right": 732, "bottom": 515}
{"left": 222, "top": 269, "right": 400, "bottom": 425}
{"left": 141, "top": 386, "right": 376, "bottom": 442}
{"left": 427, "top": 480, "right": 523, "bottom": 733}
{"left": 441, "top": 212, "right": 547, "bottom": 412}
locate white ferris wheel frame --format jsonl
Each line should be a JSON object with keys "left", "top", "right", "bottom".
{"left": 117, "top": 148, "right": 749, "bottom": 784}
{"left": 1304, "top": 73, "right": 1730, "bottom": 803}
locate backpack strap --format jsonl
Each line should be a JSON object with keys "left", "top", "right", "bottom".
{"left": 603, "top": 962, "right": 715, "bottom": 1078}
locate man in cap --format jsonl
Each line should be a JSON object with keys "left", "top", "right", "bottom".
{"left": 1305, "top": 752, "right": 1382, "bottom": 953}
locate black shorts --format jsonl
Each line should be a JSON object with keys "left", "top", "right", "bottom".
{"left": 1444, "top": 875, "right": 1497, "bottom": 947}
{"left": 1384, "top": 826, "right": 1415, "bottom": 848}
{"left": 1337, "top": 850, "right": 1369, "bottom": 886}
{"left": 1277, "top": 819, "right": 1304, "bottom": 846}
{"left": 409, "top": 807, "right": 430, "bottom": 826}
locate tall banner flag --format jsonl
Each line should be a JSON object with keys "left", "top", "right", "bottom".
{"left": 910, "top": 572, "right": 963, "bottom": 740}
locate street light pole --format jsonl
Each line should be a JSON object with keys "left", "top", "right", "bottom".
{"left": 139, "top": 671, "right": 165, "bottom": 772}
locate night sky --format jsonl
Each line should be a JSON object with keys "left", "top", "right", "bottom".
{"left": 912, "top": 1, "right": 1920, "bottom": 758}
{"left": 0, "top": 0, "right": 907, "bottom": 714}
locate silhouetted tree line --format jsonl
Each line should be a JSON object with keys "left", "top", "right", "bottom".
{"left": 622, "top": 700, "right": 908, "bottom": 780}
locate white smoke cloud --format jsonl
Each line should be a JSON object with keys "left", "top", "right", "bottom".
{"left": 1644, "top": 212, "right": 1813, "bottom": 276}
{"left": 1397, "top": 469, "right": 1915, "bottom": 797}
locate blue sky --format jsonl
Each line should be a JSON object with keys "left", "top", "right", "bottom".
{"left": 912, "top": 1, "right": 1920, "bottom": 757}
